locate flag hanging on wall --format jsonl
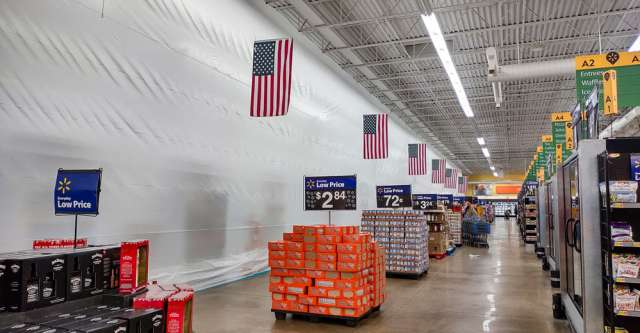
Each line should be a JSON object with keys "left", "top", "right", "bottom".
{"left": 431, "top": 159, "right": 446, "bottom": 183}
{"left": 445, "top": 168, "right": 458, "bottom": 189}
{"left": 250, "top": 38, "right": 293, "bottom": 117}
{"left": 408, "top": 144, "right": 427, "bottom": 175}
{"left": 458, "top": 175, "right": 468, "bottom": 194}
{"left": 363, "top": 114, "right": 388, "bottom": 159}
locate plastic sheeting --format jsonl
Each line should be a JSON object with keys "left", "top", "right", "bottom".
{"left": 0, "top": 0, "right": 460, "bottom": 290}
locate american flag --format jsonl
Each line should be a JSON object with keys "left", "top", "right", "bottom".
{"left": 445, "top": 168, "right": 458, "bottom": 189}
{"left": 363, "top": 114, "right": 388, "bottom": 159}
{"left": 431, "top": 159, "right": 446, "bottom": 183}
{"left": 250, "top": 38, "right": 293, "bottom": 117}
{"left": 458, "top": 175, "right": 468, "bottom": 194}
{"left": 408, "top": 144, "right": 427, "bottom": 175}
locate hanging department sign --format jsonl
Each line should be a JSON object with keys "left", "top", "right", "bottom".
{"left": 54, "top": 169, "right": 102, "bottom": 215}
{"left": 575, "top": 51, "right": 640, "bottom": 116}
{"left": 304, "top": 175, "right": 357, "bottom": 210}
{"left": 551, "top": 112, "right": 573, "bottom": 175}
{"left": 376, "top": 185, "right": 411, "bottom": 208}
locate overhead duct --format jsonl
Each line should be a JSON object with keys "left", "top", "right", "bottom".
{"left": 488, "top": 58, "right": 575, "bottom": 82}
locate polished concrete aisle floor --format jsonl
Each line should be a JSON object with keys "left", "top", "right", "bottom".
{"left": 194, "top": 218, "right": 571, "bottom": 332}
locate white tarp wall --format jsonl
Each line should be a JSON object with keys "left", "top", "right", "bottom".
{"left": 0, "top": 0, "right": 462, "bottom": 290}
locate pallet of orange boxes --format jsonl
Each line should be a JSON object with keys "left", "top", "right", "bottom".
{"left": 268, "top": 225, "right": 386, "bottom": 327}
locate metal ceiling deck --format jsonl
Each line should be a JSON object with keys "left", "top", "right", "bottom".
{"left": 266, "top": 0, "right": 640, "bottom": 176}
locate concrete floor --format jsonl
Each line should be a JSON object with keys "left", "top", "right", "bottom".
{"left": 194, "top": 218, "right": 571, "bottom": 332}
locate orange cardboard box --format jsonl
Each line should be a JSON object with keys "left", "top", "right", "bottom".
{"left": 317, "top": 244, "right": 336, "bottom": 253}
{"left": 285, "top": 259, "right": 304, "bottom": 269}
{"left": 323, "top": 226, "right": 342, "bottom": 236}
{"left": 309, "top": 305, "right": 330, "bottom": 315}
{"left": 315, "top": 279, "right": 337, "bottom": 288}
{"left": 269, "top": 259, "right": 286, "bottom": 268}
{"left": 317, "top": 297, "right": 337, "bottom": 306}
{"left": 340, "top": 271, "right": 364, "bottom": 281}
{"left": 285, "top": 284, "right": 307, "bottom": 295}
{"left": 270, "top": 275, "right": 282, "bottom": 284}
{"left": 338, "top": 253, "right": 366, "bottom": 263}
{"left": 285, "top": 242, "right": 304, "bottom": 252}
{"left": 336, "top": 243, "right": 362, "bottom": 254}
{"left": 317, "top": 253, "right": 337, "bottom": 262}
{"left": 270, "top": 268, "right": 289, "bottom": 276}
{"left": 298, "top": 295, "right": 317, "bottom": 305}
{"left": 269, "top": 283, "right": 286, "bottom": 293}
{"left": 268, "top": 241, "right": 286, "bottom": 251}
{"left": 282, "top": 276, "right": 311, "bottom": 286}
{"left": 340, "top": 287, "right": 365, "bottom": 299}
{"left": 293, "top": 225, "right": 306, "bottom": 234}
{"left": 337, "top": 261, "right": 364, "bottom": 272}
{"left": 271, "top": 292, "right": 298, "bottom": 302}
{"left": 269, "top": 251, "right": 286, "bottom": 260}
{"left": 272, "top": 300, "right": 308, "bottom": 313}
{"left": 317, "top": 234, "right": 341, "bottom": 244}
{"left": 304, "top": 226, "right": 324, "bottom": 236}
{"left": 317, "top": 261, "right": 337, "bottom": 271}
{"left": 303, "top": 235, "right": 317, "bottom": 243}
{"left": 308, "top": 287, "right": 342, "bottom": 298}
{"left": 335, "top": 279, "right": 366, "bottom": 289}
{"left": 304, "top": 243, "right": 316, "bottom": 252}
{"left": 305, "top": 252, "right": 317, "bottom": 260}
{"left": 286, "top": 251, "right": 305, "bottom": 260}
{"left": 335, "top": 296, "right": 363, "bottom": 309}
{"left": 306, "top": 270, "right": 325, "bottom": 279}
{"left": 283, "top": 233, "right": 304, "bottom": 242}
{"left": 342, "top": 305, "right": 368, "bottom": 318}
{"left": 288, "top": 269, "right": 306, "bottom": 277}
{"left": 342, "top": 234, "right": 365, "bottom": 243}
{"left": 304, "top": 260, "right": 317, "bottom": 269}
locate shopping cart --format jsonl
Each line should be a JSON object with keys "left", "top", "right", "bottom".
{"left": 462, "top": 217, "right": 491, "bottom": 248}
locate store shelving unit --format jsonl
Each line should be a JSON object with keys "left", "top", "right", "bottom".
{"left": 520, "top": 183, "right": 539, "bottom": 244}
{"left": 426, "top": 209, "right": 448, "bottom": 259}
{"left": 447, "top": 210, "right": 462, "bottom": 247}
{"left": 599, "top": 138, "right": 640, "bottom": 333}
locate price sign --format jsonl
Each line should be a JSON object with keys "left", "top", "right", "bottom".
{"left": 376, "top": 185, "right": 411, "bottom": 208}
{"left": 54, "top": 169, "right": 102, "bottom": 215}
{"left": 436, "top": 194, "right": 453, "bottom": 209}
{"left": 304, "top": 175, "right": 357, "bottom": 210}
{"left": 412, "top": 194, "right": 437, "bottom": 210}
{"left": 453, "top": 196, "right": 465, "bottom": 206}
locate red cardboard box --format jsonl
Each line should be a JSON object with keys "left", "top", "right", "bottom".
{"left": 283, "top": 233, "right": 304, "bottom": 242}
{"left": 316, "top": 244, "right": 336, "bottom": 253}
{"left": 119, "top": 240, "right": 149, "bottom": 294}
{"left": 336, "top": 243, "right": 362, "bottom": 254}
{"left": 166, "top": 291, "right": 194, "bottom": 333}
{"left": 268, "top": 241, "right": 286, "bottom": 251}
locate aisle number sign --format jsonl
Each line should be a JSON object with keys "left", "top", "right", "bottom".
{"left": 575, "top": 51, "right": 640, "bottom": 118}
{"left": 304, "top": 175, "right": 357, "bottom": 210}
{"left": 603, "top": 70, "right": 619, "bottom": 115}
{"left": 551, "top": 112, "right": 573, "bottom": 173}
{"left": 376, "top": 185, "right": 411, "bottom": 208}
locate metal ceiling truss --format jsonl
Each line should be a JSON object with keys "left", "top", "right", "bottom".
{"left": 267, "top": 0, "right": 640, "bottom": 175}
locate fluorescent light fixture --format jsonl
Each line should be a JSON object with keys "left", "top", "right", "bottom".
{"left": 493, "top": 172, "right": 498, "bottom": 177}
{"left": 630, "top": 35, "right": 640, "bottom": 52}
{"left": 421, "top": 13, "right": 474, "bottom": 118}
{"left": 477, "top": 137, "right": 485, "bottom": 145}
{"left": 490, "top": 166, "right": 495, "bottom": 171}
{"left": 481, "top": 148, "right": 490, "bottom": 158}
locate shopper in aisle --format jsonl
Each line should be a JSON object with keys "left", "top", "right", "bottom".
{"left": 504, "top": 209, "right": 512, "bottom": 221}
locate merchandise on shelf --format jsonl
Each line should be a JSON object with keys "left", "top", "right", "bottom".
{"left": 32, "top": 238, "right": 88, "bottom": 249}
{"left": 361, "top": 210, "right": 428, "bottom": 274}
{"left": 426, "top": 210, "right": 448, "bottom": 256}
{"left": 119, "top": 240, "right": 149, "bottom": 294}
{"left": 614, "top": 285, "right": 640, "bottom": 312}
{"left": 268, "top": 224, "right": 386, "bottom": 318}
{"left": 447, "top": 211, "right": 462, "bottom": 246}
{"left": 600, "top": 181, "right": 639, "bottom": 203}
{"left": 611, "top": 222, "right": 634, "bottom": 242}
{"left": 612, "top": 254, "right": 640, "bottom": 279}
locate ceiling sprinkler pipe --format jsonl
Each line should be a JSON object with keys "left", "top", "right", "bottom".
{"left": 487, "top": 58, "right": 575, "bottom": 82}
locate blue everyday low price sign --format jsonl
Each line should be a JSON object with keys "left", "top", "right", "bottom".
{"left": 304, "top": 175, "right": 357, "bottom": 210}
{"left": 412, "top": 194, "right": 437, "bottom": 210}
{"left": 54, "top": 169, "right": 102, "bottom": 215}
{"left": 436, "top": 194, "right": 453, "bottom": 209}
{"left": 376, "top": 185, "right": 411, "bottom": 208}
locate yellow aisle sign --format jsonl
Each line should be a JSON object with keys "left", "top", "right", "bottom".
{"left": 575, "top": 51, "right": 640, "bottom": 70}
{"left": 542, "top": 135, "right": 552, "bottom": 142}
{"left": 566, "top": 122, "right": 574, "bottom": 150}
{"left": 551, "top": 112, "right": 571, "bottom": 122}
{"left": 537, "top": 146, "right": 543, "bottom": 153}
{"left": 603, "top": 70, "right": 619, "bottom": 115}
{"left": 556, "top": 144, "right": 563, "bottom": 164}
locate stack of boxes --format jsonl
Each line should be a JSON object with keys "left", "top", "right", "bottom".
{"left": 447, "top": 211, "right": 462, "bottom": 246}
{"left": 268, "top": 224, "right": 386, "bottom": 318}
{"left": 133, "top": 282, "right": 195, "bottom": 333}
{"left": 361, "top": 211, "right": 428, "bottom": 275}
{"left": 426, "top": 210, "right": 448, "bottom": 256}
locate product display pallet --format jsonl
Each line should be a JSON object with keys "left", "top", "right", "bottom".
{"left": 272, "top": 305, "right": 381, "bottom": 327}
{"left": 385, "top": 270, "right": 427, "bottom": 280}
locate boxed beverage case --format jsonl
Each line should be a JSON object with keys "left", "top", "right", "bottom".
{"left": 63, "top": 248, "right": 106, "bottom": 300}
{"left": 115, "top": 308, "right": 164, "bottom": 333}
{"left": 99, "top": 245, "right": 121, "bottom": 291}
{"left": 3, "top": 251, "right": 67, "bottom": 312}
{"left": 166, "top": 291, "right": 194, "bottom": 333}
{"left": 67, "top": 318, "right": 129, "bottom": 333}
{"left": 119, "top": 240, "right": 149, "bottom": 294}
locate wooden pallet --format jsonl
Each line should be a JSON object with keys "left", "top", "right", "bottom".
{"left": 272, "top": 305, "right": 381, "bottom": 327}
{"left": 385, "top": 270, "right": 427, "bottom": 280}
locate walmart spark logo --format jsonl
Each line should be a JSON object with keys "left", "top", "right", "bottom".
{"left": 305, "top": 179, "right": 316, "bottom": 189}
{"left": 58, "top": 177, "right": 71, "bottom": 194}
